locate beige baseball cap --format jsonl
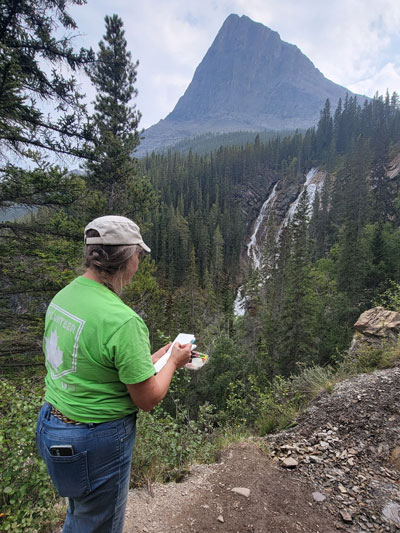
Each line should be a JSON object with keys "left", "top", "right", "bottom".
{"left": 84, "top": 216, "right": 151, "bottom": 252}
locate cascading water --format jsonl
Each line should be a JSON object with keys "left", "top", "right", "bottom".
{"left": 234, "top": 168, "right": 324, "bottom": 317}
{"left": 233, "top": 286, "right": 247, "bottom": 316}
{"left": 246, "top": 182, "right": 279, "bottom": 270}
{"left": 279, "top": 167, "right": 319, "bottom": 234}
{"left": 234, "top": 182, "right": 279, "bottom": 316}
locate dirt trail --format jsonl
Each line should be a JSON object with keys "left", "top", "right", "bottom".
{"left": 124, "top": 441, "right": 338, "bottom": 533}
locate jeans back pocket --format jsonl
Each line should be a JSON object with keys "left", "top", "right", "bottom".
{"left": 43, "top": 446, "right": 91, "bottom": 498}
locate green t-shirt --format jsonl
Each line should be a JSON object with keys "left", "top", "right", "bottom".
{"left": 44, "top": 276, "right": 155, "bottom": 423}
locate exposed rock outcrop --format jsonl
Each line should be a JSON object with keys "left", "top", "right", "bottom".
{"left": 350, "top": 307, "right": 400, "bottom": 354}
{"left": 233, "top": 174, "right": 279, "bottom": 224}
{"left": 386, "top": 152, "right": 400, "bottom": 181}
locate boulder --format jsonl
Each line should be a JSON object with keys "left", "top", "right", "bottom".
{"left": 354, "top": 307, "right": 400, "bottom": 337}
{"left": 339, "top": 510, "right": 353, "bottom": 523}
{"left": 350, "top": 307, "right": 400, "bottom": 354}
{"left": 312, "top": 491, "right": 326, "bottom": 502}
{"left": 281, "top": 457, "right": 298, "bottom": 468}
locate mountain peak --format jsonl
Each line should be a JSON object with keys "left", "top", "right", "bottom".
{"left": 138, "top": 15, "right": 366, "bottom": 155}
{"left": 212, "top": 13, "right": 282, "bottom": 56}
{"left": 222, "top": 13, "right": 277, "bottom": 32}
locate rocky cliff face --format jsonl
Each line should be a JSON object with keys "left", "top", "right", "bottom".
{"left": 233, "top": 146, "right": 400, "bottom": 315}
{"left": 237, "top": 147, "right": 400, "bottom": 274}
{"left": 139, "top": 14, "right": 366, "bottom": 155}
{"left": 237, "top": 168, "right": 327, "bottom": 269}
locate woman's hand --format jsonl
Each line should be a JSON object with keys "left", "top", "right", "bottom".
{"left": 151, "top": 342, "right": 172, "bottom": 364}
{"left": 170, "top": 343, "right": 192, "bottom": 369}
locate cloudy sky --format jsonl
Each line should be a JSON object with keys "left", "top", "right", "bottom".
{"left": 69, "top": 0, "right": 400, "bottom": 129}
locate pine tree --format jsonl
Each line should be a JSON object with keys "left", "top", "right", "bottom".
{"left": 309, "top": 189, "right": 321, "bottom": 260}
{"left": 0, "top": 0, "right": 92, "bottom": 231}
{"left": 181, "top": 247, "right": 200, "bottom": 331}
{"left": 85, "top": 14, "right": 155, "bottom": 216}
{"left": 211, "top": 225, "right": 224, "bottom": 293}
{"left": 316, "top": 99, "right": 334, "bottom": 165}
{"left": 0, "top": 0, "right": 92, "bottom": 368}
{"left": 277, "top": 191, "right": 319, "bottom": 374}
{"left": 203, "top": 267, "right": 217, "bottom": 314}
{"left": 0, "top": 0, "right": 93, "bottom": 159}
{"left": 336, "top": 135, "right": 371, "bottom": 304}
{"left": 333, "top": 97, "right": 344, "bottom": 152}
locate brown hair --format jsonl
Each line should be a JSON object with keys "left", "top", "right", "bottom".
{"left": 84, "top": 229, "right": 140, "bottom": 294}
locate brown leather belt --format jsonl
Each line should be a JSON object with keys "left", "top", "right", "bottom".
{"left": 50, "top": 405, "right": 83, "bottom": 425}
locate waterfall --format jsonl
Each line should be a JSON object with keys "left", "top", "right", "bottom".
{"left": 234, "top": 182, "right": 278, "bottom": 317}
{"left": 233, "top": 286, "right": 246, "bottom": 317}
{"left": 247, "top": 182, "right": 279, "bottom": 269}
{"left": 276, "top": 167, "right": 321, "bottom": 243}
{"left": 281, "top": 167, "right": 319, "bottom": 230}
{"left": 234, "top": 168, "right": 324, "bottom": 317}
{"left": 246, "top": 169, "right": 321, "bottom": 268}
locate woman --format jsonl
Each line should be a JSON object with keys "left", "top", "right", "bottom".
{"left": 36, "top": 215, "right": 191, "bottom": 532}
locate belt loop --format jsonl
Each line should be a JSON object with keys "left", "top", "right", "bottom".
{"left": 44, "top": 402, "right": 51, "bottom": 420}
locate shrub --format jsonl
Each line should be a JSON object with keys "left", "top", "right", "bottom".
{"left": 374, "top": 280, "right": 400, "bottom": 311}
{"left": 336, "top": 341, "right": 400, "bottom": 377}
{"left": 379, "top": 343, "right": 400, "bottom": 368}
{"left": 290, "top": 365, "right": 336, "bottom": 399}
{"left": 221, "top": 375, "right": 304, "bottom": 436}
{"left": 131, "top": 401, "right": 220, "bottom": 488}
{"left": 0, "top": 376, "right": 61, "bottom": 532}
{"left": 254, "top": 376, "right": 304, "bottom": 435}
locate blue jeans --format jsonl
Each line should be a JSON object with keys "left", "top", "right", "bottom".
{"left": 36, "top": 402, "right": 137, "bottom": 533}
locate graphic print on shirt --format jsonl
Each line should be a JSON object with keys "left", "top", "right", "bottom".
{"left": 44, "top": 303, "right": 85, "bottom": 379}
{"left": 45, "top": 329, "right": 63, "bottom": 370}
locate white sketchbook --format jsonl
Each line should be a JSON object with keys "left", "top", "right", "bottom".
{"left": 154, "top": 333, "right": 195, "bottom": 372}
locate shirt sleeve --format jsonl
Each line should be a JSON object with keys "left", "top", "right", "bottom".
{"left": 105, "top": 315, "right": 155, "bottom": 384}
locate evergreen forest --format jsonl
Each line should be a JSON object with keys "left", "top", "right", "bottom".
{"left": 141, "top": 92, "right": 400, "bottom": 382}
{"left": 1, "top": 1, "right": 400, "bottom": 529}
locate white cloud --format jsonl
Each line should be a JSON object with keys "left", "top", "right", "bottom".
{"left": 149, "top": 72, "right": 192, "bottom": 119}
{"left": 349, "top": 62, "right": 400, "bottom": 97}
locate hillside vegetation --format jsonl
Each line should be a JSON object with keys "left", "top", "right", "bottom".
{"left": 149, "top": 129, "right": 298, "bottom": 156}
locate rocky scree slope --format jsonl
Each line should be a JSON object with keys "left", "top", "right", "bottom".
{"left": 124, "top": 443, "right": 338, "bottom": 533}
{"left": 268, "top": 367, "right": 400, "bottom": 532}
